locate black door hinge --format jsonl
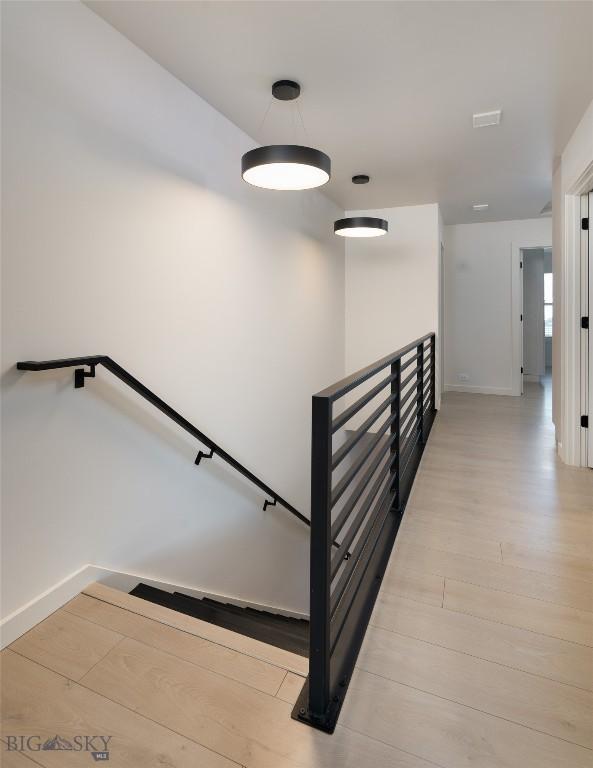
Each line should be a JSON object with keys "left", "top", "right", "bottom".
{"left": 581, "top": 415, "right": 589, "bottom": 428}
{"left": 582, "top": 317, "right": 589, "bottom": 330}
{"left": 520, "top": 261, "right": 523, "bottom": 268}
{"left": 520, "top": 314, "right": 523, "bottom": 322}
{"left": 582, "top": 217, "right": 589, "bottom": 231}
{"left": 521, "top": 366, "right": 524, "bottom": 374}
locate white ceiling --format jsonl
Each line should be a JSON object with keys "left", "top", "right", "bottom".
{"left": 86, "top": 1, "right": 593, "bottom": 224}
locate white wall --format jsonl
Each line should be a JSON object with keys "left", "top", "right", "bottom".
{"left": 344, "top": 204, "right": 441, "bottom": 404}
{"left": 444, "top": 218, "right": 552, "bottom": 394}
{"left": 523, "top": 249, "right": 545, "bottom": 378}
{"left": 1, "top": 1, "right": 345, "bottom": 623}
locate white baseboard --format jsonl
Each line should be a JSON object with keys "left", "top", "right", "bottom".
{"left": 0, "top": 565, "right": 308, "bottom": 648}
{"left": 444, "top": 384, "right": 515, "bottom": 396}
{"left": 0, "top": 564, "right": 105, "bottom": 649}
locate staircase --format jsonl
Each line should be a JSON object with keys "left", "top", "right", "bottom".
{"left": 17, "top": 332, "right": 436, "bottom": 733}
{"left": 129, "top": 583, "right": 309, "bottom": 657}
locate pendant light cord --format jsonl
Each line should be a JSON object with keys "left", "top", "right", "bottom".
{"left": 257, "top": 96, "right": 274, "bottom": 134}
{"left": 296, "top": 101, "right": 311, "bottom": 145}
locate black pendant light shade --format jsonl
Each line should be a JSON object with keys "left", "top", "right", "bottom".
{"left": 242, "top": 79, "right": 331, "bottom": 191}
{"left": 242, "top": 145, "right": 331, "bottom": 191}
{"left": 334, "top": 216, "right": 388, "bottom": 238}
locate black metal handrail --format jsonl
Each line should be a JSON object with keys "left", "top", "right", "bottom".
{"left": 293, "top": 332, "right": 437, "bottom": 733}
{"left": 16, "top": 355, "right": 309, "bottom": 527}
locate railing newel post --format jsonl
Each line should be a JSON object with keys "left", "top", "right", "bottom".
{"left": 390, "top": 359, "right": 401, "bottom": 512}
{"left": 307, "top": 394, "right": 332, "bottom": 722}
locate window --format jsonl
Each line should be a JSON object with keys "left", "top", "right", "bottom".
{"left": 544, "top": 273, "right": 553, "bottom": 338}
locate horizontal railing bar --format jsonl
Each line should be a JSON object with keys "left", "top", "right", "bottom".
{"left": 400, "top": 351, "right": 421, "bottom": 372}
{"left": 314, "top": 333, "right": 433, "bottom": 403}
{"left": 424, "top": 384, "right": 434, "bottom": 404}
{"left": 400, "top": 413, "right": 418, "bottom": 449}
{"left": 400, "top": 368, "right": 420, "bottom": 391}
{"left": 400, "top": 431, "right": 422, "bottom": 478}
{"left": 17, "top": 355, "right": 310, "bottom": 529}
{"left": 332, "top": 391, "right": 397, "bottom": 470}
{"left": 330, "top": 482, "right": 394, "bottom": 617}
{"left": 401, "top": 406, "right": 422, "bottom": 446}
{"left": 400, "top": 402, "right": 420, "bottom": 446}
{"left": 331, "top": 372, "right": 397, "bottom": 434}
{"left": 400, "top": 421, "right": 420, "bottom": 461}
{"left": 331, "top": 409, "right": 397, "bottom": 509}
{"left": 330, "top": 454, "right": 393, "bottom": 579}
{"left": 399, "top": 379, "right": 419, "bottom": 410}
{"left": 331, "top": 429, "right": 397, "bottom": 541}
{"left": 399, "top": 393, "right": 420, "bottom": 433}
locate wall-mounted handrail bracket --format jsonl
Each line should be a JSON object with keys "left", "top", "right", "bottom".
{"left": 74, "top": 365, "right": 96, "bottom": 389}
{"left": 263, "top": 497, "right": 277, "bottom": 512}
{"left": 16, "top": 354, "right": 310, "bottom": 531}
{"left": 195, "top": 447, "right": 214, "bottom": 466}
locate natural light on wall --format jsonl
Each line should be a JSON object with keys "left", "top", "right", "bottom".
{"left": 544, "top": 272, "right": 553, "bottom": 337}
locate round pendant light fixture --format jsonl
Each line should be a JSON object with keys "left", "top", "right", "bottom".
{"left": 242, "top": 145, "right": 330, "bottom": 191}
{"left": 334, "top": 216, "right": 388, "bottom": 238}
{"left": 241, "top": 80, "right": 331, "bottom": 191}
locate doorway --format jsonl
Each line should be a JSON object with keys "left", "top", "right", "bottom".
{"left": 521, "top": 247, "right": 553, "bottom": 397}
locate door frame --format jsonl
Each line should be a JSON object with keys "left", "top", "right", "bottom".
{"left": 511, "top": 239, "right": 551, "bottom": 396}
{"left": 584, "top": 191, "right": 592, "bottom": 468}
{"left": 560, "top": 161, "right": 593, "bottom": 466}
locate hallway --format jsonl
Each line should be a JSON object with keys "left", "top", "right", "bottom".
{"left": 2, "top": 384, "right": 592, "bottom": 768}
{"left": 348, "top": 380, "right": 593, "bottom": 765}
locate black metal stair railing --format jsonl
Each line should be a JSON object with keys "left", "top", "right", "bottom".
{"left": 16, "top": 355, "right": 309, "bottom": 528}
{"left": 293, "top": 332, "right": 437, "bottom": 733}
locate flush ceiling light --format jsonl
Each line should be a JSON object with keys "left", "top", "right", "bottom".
{"left": 241, "top": 80, "right": 330, "bottom": 191}
{"left": 473, "top": 110, "right": 502, "bottom": 128}
{"left": 334, "top": 217, "right": 388, "bottom": 238}
{"left": 472, "top": 203, "right": 489, "bottom": 211}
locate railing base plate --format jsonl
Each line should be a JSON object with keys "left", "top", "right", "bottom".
{"left": 291, "top": 679, "right": 343, "bottom": 734}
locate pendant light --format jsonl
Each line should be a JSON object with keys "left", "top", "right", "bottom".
{"left": 334, "top": 217, "right": 388, "bottom": 237}
{"left": 241, "top": 80, "right": 330, "bottom": 191}
{"left": 334, "top": 175, "right": 388, "bottom": 237}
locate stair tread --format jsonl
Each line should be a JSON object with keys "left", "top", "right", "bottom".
{"left": 130, "top": 584, "right": 309, "bottom": 657}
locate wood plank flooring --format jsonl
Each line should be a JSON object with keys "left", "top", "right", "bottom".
{"left": 2, "top": 381, "right": 592, "bottom": 767}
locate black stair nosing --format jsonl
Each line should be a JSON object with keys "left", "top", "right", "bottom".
{"left": 196, "top": 596, "right": 308, "bottom": 633}
{"left": 130, "top": 583, "right": 174, "bottom": 604}
{"left": 129, "top": 584, "right": 308, "bottom": 656}
{"left": 243, "top": 605, "right": 309, "bottom": 627}
{"left": 198, "top": 596, "right": 308, "bottom": 626}
{"left": 176, "top": 593, "right": 310, "bottom": 641}
{"left": 172, "top": 592, "right": 309, "bottom": 655}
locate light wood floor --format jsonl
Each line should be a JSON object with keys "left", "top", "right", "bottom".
{"left": 2, "top": 382, "right": 592, "bottom": 767}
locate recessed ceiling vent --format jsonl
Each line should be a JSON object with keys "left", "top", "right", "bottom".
{"left": 473, "top": 110, "right": 502, "bottom": 128}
